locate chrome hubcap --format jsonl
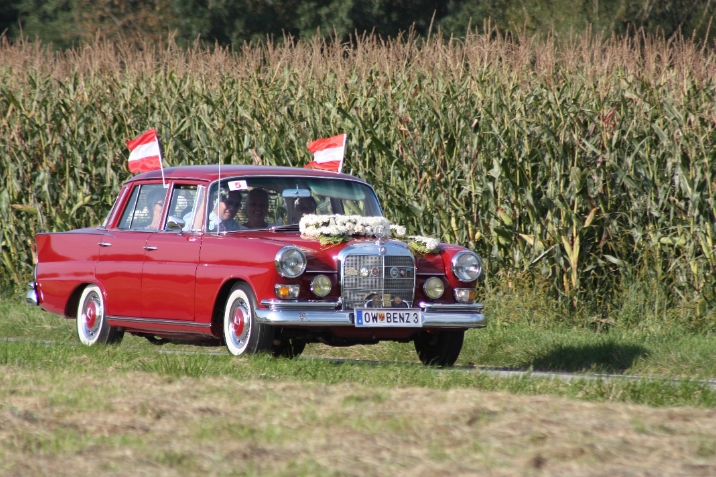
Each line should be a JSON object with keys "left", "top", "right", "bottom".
{"left": 81, "top": 293, "right": 102, "bottom": 338}
{"left": 233, "top": 308, "right": 246, "bottom": 338}
{"left": 229, "top": 301, "right": 250, "bottom": 349}
{"left": 85, "top": 301, "right": 97, "bottom": 329}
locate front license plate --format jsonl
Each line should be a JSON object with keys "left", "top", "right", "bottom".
{"left": 354, "top": 309, "right": 422, "bottom": 327}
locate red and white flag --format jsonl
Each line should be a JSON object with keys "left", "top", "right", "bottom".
{"left": 305, "top": 133, "right": 346, "bottom": 173}
{"left": 126, "top": 128, "right": 163, "bottom": 174}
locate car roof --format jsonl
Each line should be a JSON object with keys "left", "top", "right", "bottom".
{"left": 126, "top": 165, "right": 366, "bottom": 184}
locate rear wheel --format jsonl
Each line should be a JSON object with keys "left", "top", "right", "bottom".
{"left": 223, "top": 283, "right": 273, "bottom": 356}
{"left": 414, "top": 330, "right": 464, "bottom": 366}
{"left": 272, "top": 339, "right": 306, "bottom": 359}
{"left": 76, "top": 285, "right": 124, "bottom": 346}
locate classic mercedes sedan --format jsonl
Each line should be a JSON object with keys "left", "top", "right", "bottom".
{"left": 26, "top": 165, "right": 485, "bottom": 365}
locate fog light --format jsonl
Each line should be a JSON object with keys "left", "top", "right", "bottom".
{"left": 310, "top": 274, "right": 332, "bottom": 297}
{"left": 275, "top": 284, "right": 300, "bottom": 299}
{"left": 423, "top": 277, "right": 445, "bottom": 300}
{"left": 454, "top": 288, "right": 477, "bottom": 304}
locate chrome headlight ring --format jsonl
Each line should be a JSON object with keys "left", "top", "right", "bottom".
{"left": 451, "top": 250, "right": 483, "bottom": 282}
{"left": 274, "top": 246, "right": 307, "bottom": 278}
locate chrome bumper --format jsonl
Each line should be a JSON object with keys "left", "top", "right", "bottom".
{"left": 256, "top": 299, "right": 486, "bottom": 328}
{"left": 25, "top": 282, "right": 39, "bottom": 306}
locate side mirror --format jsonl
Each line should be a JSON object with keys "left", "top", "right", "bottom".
{"left": 166, "top": 216, "right": 186, "bottom": 231}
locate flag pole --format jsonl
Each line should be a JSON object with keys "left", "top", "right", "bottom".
{"left": 338, "top": 133, "right": 347, "bottom": 174}
{"left": 158, "top": 135, "right": 167, "bottom": 188}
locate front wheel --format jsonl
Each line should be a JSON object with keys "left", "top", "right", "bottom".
{"left": 76, "top": 285, "right": 124, "bottom": 346}
{"left": 223, "top": 283, "right": 273, "bottom": 356}
{"left": 414, "top": 330, "right": 464, "bottom": 366}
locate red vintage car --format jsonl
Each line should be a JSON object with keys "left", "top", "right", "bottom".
{"left": 26, "top": 165, "right": 485, "bottom": 365}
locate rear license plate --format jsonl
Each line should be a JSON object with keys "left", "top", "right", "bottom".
{"left": 354, "top": 309, "right": 422, "bottom": 327}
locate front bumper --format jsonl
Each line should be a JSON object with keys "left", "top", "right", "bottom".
{"left": 256, "top": 300, "right": 486, "bottom": 328}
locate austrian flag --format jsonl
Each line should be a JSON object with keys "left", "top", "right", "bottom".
{"left": 126, "top": 128, "right": 163, "bottom": 174}
{"left": 305, "top": 133, "right": 346, "bottom": 173}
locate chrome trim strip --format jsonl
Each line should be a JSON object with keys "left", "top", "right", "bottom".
{"left": 106, "top": 316, "right": 212, "bottom": 328}
{"left": 416, "top": 272, "right": 446, "bottom": 276}
{"left": 260, "top": 299, "right": 340, "bottom": 311}
{"left": 422, "top": 312, "right": 486, "bottom": 328}
{"left": 306, "top": 270, "right": 338, "bottom": 274}
{"left": 419, "top": 301, "right": 485, "bottom": 313}
{"left": 255, "top": 308, "right": 353, "bottom": 326}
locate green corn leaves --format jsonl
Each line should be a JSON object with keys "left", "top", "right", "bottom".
{"left": 1, "top": 35, "right": 715, "bottom": 316}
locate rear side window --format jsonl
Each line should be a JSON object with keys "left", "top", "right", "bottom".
{"left": 117, "top": 184, "right": 167, "bottom": 230}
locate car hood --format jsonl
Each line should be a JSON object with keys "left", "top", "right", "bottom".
{"left": 233, "top": 230, "right": 465, "bottom": 276}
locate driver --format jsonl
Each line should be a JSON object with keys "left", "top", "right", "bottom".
{"left": 208, "top": 186, "right": 245, "bottom": 232}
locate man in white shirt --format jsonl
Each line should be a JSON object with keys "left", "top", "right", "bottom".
{"left": 207, "top": 187, "right": 246, "bottom": 232}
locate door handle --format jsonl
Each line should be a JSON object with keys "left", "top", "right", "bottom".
{"left": 144, "top": 245, "right": 158, "bottom": 251}
{"left": 98, "top": 242, "right": 112, "bottom": 247}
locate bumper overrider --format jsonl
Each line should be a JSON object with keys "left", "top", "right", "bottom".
{"left": 26, "top": 282, "right": 39, "bottom": 306}
{"left": 256, "top": 299, "right": 486, "bottom": 328}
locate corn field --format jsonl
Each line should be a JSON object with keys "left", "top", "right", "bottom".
{"left": 1, "top": 33, "right": 715, "bottom": 328}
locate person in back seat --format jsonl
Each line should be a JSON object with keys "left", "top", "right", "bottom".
{"left": 243, "top": 188, "right": 270, "bottom": 229}
{"left": 293, "top": 196, "right": 317, "bottom": 223}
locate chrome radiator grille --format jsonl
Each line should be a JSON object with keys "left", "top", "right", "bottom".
{"left": 341, "top": 254, "right": 415, "bottom": 310}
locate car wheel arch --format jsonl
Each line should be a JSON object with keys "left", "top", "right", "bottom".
{"left": 65, "top": 282, "right": 105, "bottom": 318}
{"left": 212, "top": 278, "right": 253, "bottom": 334}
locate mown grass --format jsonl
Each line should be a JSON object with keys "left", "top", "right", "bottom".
{"left": 2, "top": 299, "right": 716, "bottom": 408}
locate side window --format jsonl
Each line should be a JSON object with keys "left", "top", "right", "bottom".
{"left": 117, "top": 186, "right": 140, "bottom": 229}
{"left": 166, "top": 184, "right": 204, "bottom": 231}
{"left": 102, "top": 186, "right": 129, "bottom": 228}
{"left": 117, "top": 184, "right": 167, "bottom": 230}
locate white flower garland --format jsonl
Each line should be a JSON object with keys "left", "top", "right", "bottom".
{"left": 299, "top": 214, "right": 440, "bottom": 254}
{"left": 299, "top": 215, "right": 392, "bottom": 240}
{"left": 406, "top": 235, "right": 440, "bottom": 254}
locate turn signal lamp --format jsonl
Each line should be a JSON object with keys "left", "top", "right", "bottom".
{"left": 275, "top": 284, "right": 300, "bottom": 299}
{"left": 454, "top": 288, "right": 477, "bottom": 304}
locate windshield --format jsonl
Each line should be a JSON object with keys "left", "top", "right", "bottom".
{"left": 206, "top": 176, "right": 382, "bottom": 232}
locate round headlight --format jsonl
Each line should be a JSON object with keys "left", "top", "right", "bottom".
{"left": 274, "top": 246, "right": 307, "bottom": 278}
{"left": 310, "top": 274, "right": 332, "bottom": 297}
{"left": 423, "top": 277, "right": 445, "bottom": 299}
{"left": 451, "top": 251, "right": 482, "bottom": 282}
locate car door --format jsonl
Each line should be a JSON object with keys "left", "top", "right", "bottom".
{"left": 141, "top": 183, "right": 205, "bottom": 321}
{"left": 96, "top": 182, "right": 169, "bottom": 318}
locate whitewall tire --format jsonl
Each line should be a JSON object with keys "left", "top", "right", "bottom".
{"left": 76, "top": 285, "right": 124, "bottom": 346}
{"left": 223, "top": 283, "right": 273, "bottom": 356}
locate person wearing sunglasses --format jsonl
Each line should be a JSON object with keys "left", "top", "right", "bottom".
{"left": 208, "top": 186, "right": 245, "bottom": 232}
{"left": 146, "top": 187, "right": 167, "bottom": 230}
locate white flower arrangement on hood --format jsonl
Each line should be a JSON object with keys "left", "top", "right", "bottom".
{"left": 299, "top": 214, "right": 440, "bottom": 254}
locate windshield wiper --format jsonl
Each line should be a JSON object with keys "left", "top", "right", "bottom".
{"left": 270, "top": 224, "right": 300, "bottom": 232}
